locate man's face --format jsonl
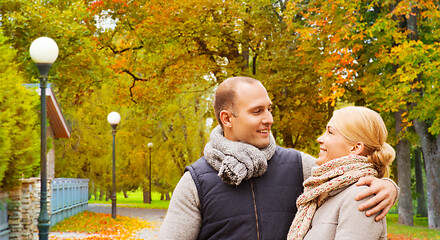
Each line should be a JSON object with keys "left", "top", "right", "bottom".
{"left": 227, "top": 82, "right": 273, "bottom": 148}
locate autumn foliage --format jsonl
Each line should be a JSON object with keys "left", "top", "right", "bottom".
{"left": 50, "top": 211, "right": 157, "bottom": 240}
{"left": 387, "top": 234, "right": 430, "bottom": 240}
{"left": 1, "top": 0, "right": 440, "bottom": 228}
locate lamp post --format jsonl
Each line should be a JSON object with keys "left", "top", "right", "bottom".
{"left": 148, "top": 142, "right": 153, "bottom": 204}
{"left": 30, "top": 37, "right": 59, "bottom": 240}
{"left": 107, "top": 111, "right": 121, "bottom": 219}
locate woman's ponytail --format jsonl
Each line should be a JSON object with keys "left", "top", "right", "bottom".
{"left": 369, "top": 143, "right": 395, "bottom": 178}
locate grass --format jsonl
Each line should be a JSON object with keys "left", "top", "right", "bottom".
{"left": 88, "top": 190, "right": 170, "bottom": 209}
{"left": 387, "top": 214, "right": 440, "bottom": 239}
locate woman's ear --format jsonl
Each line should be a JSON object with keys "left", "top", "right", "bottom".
{"left": 351, "top": 142, "right": 365, "bottom": 155}
{"left": 220, "top": 110, "right": 233, "bottom": 128}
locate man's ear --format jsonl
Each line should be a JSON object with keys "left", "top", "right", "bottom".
{"left": 351, "top": 142, "right": 365, "bottom": 155}
{"left": 220, "top": 110, "right": 233, "bottom": 128}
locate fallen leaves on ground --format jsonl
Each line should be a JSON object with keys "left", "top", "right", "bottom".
{"left": 387, "top": 233, "right": 431, "bottom": 240}
{"left": 50, "top": 211, "right": 157, "bottom": 240}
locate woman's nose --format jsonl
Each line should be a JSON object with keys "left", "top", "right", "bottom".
{"left": 317, "top": 135, "right": 324, "bottom": 144}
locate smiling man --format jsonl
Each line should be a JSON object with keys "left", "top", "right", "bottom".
{"left": 222, "top": 79, "right": 273, "bottom": 148}
{"left": 158, "top": 76, "right": 398, "bottom": 240}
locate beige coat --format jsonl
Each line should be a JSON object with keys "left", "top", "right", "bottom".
{"left": 304, "top": 184, "right": 387, "bottom": 240}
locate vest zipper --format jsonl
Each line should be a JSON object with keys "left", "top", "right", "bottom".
{"left": 250, "top": 180, "right": 260, "bottom": 240}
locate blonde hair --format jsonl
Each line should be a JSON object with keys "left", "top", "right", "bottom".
{"left": 331, "top": 106, "right": 395, "bottom": 178}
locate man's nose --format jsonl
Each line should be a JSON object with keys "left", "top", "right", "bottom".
{"left": 262, "top": 111, "right": 273, "bottom": 125}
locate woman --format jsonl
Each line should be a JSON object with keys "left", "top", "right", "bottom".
{"left": 287, "top": 106, "right": 395, "bottom": 240}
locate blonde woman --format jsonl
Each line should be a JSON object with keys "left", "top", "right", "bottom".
{"left": 288, "top": 106, "right": 396, "bottom": 240}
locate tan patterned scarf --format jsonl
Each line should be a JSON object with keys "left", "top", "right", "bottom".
{"left": 287, "top": 155, "right": 378, "bottom": 240}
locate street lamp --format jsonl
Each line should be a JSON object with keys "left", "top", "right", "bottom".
{"left": 107, "top": 111, "right": 121, "bottom": 219}
{"left": 30, "top": 36, "right": 59, "bottom": 240}
{"left": 148, "top": 142, "right": 153, "bottom": 204}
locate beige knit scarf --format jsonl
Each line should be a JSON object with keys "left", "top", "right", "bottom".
{"left": 287, "top": 155, "right": 378, "bottom": 240}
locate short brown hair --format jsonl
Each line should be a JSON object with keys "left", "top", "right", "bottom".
{"left": 214, "top": 76, "right": 261, "bottom": 128}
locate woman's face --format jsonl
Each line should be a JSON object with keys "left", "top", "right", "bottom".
{"left": 316, "top": 118, "right": 356, "bottom": 165}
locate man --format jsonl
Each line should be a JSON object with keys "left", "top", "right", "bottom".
{"left": 159, "top": 76, "right": 398, "bottom": 240}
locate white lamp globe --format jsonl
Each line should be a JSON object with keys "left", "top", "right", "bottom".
{"left": 148, "top": 142, "right": 153, "bottom": 148}
{"left": 107, "top": 112, "right": 121, "bottom": 125}
{"left": 29, "top": 37, "right": 59, "bottom": 64}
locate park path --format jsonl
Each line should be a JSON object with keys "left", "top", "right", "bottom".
{"left": 50, "top": 203, "right": 167, "bottom": 240}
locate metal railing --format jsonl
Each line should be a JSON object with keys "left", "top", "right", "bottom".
{"left": 0, "top": 202, "right": 9, "bottom": 240}
{"left": 51, "top": 178, "right": 89, "bottom": 227}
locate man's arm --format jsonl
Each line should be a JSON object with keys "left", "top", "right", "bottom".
{"left": 300, "top": 152, "right": 317, "bottom": 181}
{"left": 159, "top": 172, "right": 201, "bottom": 240}
{"left": 355, "top": 176, "right": 400, "bottom": 221}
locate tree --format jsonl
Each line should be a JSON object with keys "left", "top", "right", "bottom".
{"left": 414, "top": 147, "right": 427, "bottom": 217}
{"left": 83, "top": 0, "right": 327, "bottom": 185}
{"left": 284, "top": 0, "right": 440, "bottom": 228}
{"left": 395, "top": 110, "right": 413, "bottom": 226}
{"left": 55, "top": 83, "right": 121, "bottom": 195}
{"left": 4, "top": 1, "right": 440, "bottom": 225}
{"left": 385, "top": 2, "right": 440, "bottom": 228}
{"left": 0, "top": 31, "right": 40, "bottom": 190}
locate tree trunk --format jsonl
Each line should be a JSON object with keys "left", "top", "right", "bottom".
{"left": 105, "top": 189, "right": 110, "bottom": 201}
{"left": 413, "top": 119, "right": 440, "bottom": 228}
{"left": 166, "top": 192, "right": 171, "bottom": 201}
{"left": 241, "top": 6, "right": 250, "bottom": 71}
{"left": 123, "top": 190, "right": 129, "bottom": 198}
{"left": 406, "top": 3, "right": 440, "bottom": 228}
{"left": 143, "top": 186, "right": 151, "bottom": 204}
{"left": 395, "top": 110, "right": 413, "bottom": 226}
{"left": 252, "top": 55, "right": 257, "bottom": 75}
{"left": 281, "top": 127, "right": 294, "bottom": 148}
{"left": 414, "top": 147, "right": 427, "bottom": 217}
